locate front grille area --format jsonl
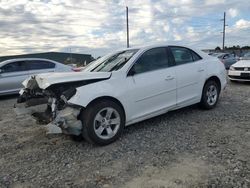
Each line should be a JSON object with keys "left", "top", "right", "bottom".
{"left": 234, "top": 67, "right": 250, "bottom": 71}
{"left": 229, "top": 75, "right": 250, "bottom": 80}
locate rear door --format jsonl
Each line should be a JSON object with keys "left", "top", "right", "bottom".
{"left": 26, "top": 60, "right": 56, "bottom": 76}
{"left": 169, "top": 46, "right": 206, "bottom": 107}
{"left": 0, "top": 61, "right": 30, "bottom": 94}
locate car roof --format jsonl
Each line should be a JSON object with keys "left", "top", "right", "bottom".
{"left": 215, "top": 53, "right": 231, "bottom": 57}
{"left": 0, "top": 58, "right": 58, "bottom": 64}
{"left": 99, "top": 43, "right": 195, "bottom": 59}
{"left": 126, "top": 43, "right": 196, "bottom": 50}
{"left": 120, "top": 43, "right": 210, "bottom": 59}
{"left": 0, "top": 58, "right": 62, "bottom": 67}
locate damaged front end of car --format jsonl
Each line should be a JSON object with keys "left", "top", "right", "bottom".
{"left": 14, "top": 76, "right": 83, "bottom": 136}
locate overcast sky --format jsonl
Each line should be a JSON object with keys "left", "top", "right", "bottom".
{"left": 0, "top": 0, "right": 249, "bottom": 57}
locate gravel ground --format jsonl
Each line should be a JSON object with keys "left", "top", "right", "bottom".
{"left": 0, "top": 81, "right": 250, "bottom": 188}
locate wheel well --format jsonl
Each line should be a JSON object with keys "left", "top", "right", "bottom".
{"left": 205, "top": 76, "right": 221, "bottom": 93}
{"left": 86, "top": 96, "right": 126, "bottom": 120}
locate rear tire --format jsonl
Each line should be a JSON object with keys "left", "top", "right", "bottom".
{"left": 80, "top": 100, "right": 125, "bottom": 145}
{"left": 200, "top": 80, "right": 219, "bottom": 109}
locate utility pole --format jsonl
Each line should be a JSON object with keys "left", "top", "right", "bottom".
{"left": 222, "top": 12, "right": 226, "bottom": 51}
{"left": 70, "top": 48, "right": 72, "bottom": 64}
{"left": 126, "top": 6, "right": 129, "bottom": 48}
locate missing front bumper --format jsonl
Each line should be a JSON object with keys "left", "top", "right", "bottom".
{"left": 14, "top": 102, "right": 83, "bottom": 136}
{"left": 48, "top": 107, "right": 82, "bottom": 135}
{"left": 14, "top": 102, "right": 47, "bottom": 116}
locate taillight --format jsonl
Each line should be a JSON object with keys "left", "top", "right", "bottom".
{"left": 72, "top": 67, "right": 81, "bottom": 72}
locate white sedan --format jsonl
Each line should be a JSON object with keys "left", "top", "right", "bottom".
{"left": 228, "top": 60, "right": 250, "bottom": 81}
{"left": 15, "top": 44, "right": 227, "bottom": 145}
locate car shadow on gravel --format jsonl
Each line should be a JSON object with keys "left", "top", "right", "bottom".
{"left": 123, "top": 104, "right": 200, "bottom": 134}
{"left": 0, "top": 94, "right": 19, "bottom": 101}
{"left": 70, "top": 104, "right": 201, "bottom": 144}
{"left": 229, "top": 80, "right": 250, "bottom": 86}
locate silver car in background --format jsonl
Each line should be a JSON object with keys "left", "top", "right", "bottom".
{"left": 241, "top": 52, "right": 250, "bottom": 60}
{"left": 216, "top": 53, "right": 238, "bottom": 69}
{"left": 0, "top": 58, "right": 73, "bottom": 95}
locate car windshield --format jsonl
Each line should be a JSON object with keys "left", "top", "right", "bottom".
{"left": 217, "top": 54, "right": 228, "bottom": 58}
{"left": 90, "top": 49, "right": 138, "bottom": 72}
{"left": 244, "top": 53, "right": 250, "bottom": 57}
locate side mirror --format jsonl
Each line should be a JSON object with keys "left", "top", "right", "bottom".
{"left": 127, "top": 66, "right": 136, "bottom": 76}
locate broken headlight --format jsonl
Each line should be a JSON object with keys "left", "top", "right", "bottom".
{"left": 61, "top": 87, "right": 77, "bottom": 101}
{"left": 58, "top": 87, "right": 77, "bottom": 109}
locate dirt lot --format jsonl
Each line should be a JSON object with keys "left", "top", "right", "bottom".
{"left": 0, "top": 81, "right": 250, "bottom": 188}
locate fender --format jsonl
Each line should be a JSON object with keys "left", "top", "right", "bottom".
{"left": 68, "top": 80, "right": 125, "bottom": 108}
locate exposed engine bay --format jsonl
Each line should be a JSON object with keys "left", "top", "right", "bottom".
{"left": 14, "top": 73, "right": 110, "bottom": 135}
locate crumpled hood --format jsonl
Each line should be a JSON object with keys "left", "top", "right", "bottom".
{"left": 233, "top": 60, "right": 250, "bottom": 67}
{"left": 23, "top": 71, "right": 111, "bottom": 89}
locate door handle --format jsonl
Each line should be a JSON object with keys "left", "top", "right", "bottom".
{"left": 198, "top": 69, "right": 204, "bottom": 72}
{"left": 165, "top": 76, "right": 174, "bottom": 81}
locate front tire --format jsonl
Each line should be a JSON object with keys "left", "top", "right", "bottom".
{"left": 200, "top": 80, "right": 219, "bottom": 109}
{"left": 80, "top": 100, "right": 125, "bottom": 145}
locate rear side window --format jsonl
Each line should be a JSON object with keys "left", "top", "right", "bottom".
{"left": 191, "top": 51, "right": 202, "bottom": 61}
{"left": 1, "top": 61, "right": 28, "bottom": 73}
{"left": 133, "top": 47, "right": 169, "bottom": 74}
{"left": 170, "top": 46, "right": 202, "bottom": 65}
{"left": 170, "top": 47, "right": 193, "bottom": 65}
{"left": 26, "top": 60, "right": 55, "bottom": 70}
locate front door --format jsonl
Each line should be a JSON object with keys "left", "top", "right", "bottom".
{"left": 126, "top": 47, "right": 176, "bottom": 121}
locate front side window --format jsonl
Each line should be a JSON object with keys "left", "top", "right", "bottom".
{"left": 26, "top": 60, "right": 55, "bottom": 70}
{"left": 132, "top": 47, "right": 169, "bottom": 74}
{"left": 1, "top": 61, "right": 27, "bottom": 73}
{"left": 91, "top": 49, "right": 138, "bottom": 72}
{"left": 170, "top": 47, "right": 194, "bottom": 65}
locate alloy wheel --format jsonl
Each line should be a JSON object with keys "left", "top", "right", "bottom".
{"left": 93, "top": 107, "right": 121, "bottom": 140}
{"left": 206, "top": 85, "right": 218, "bottom": 106}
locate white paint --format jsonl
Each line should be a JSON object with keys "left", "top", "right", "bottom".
{"left": 25, "top": 44, "right": 227, "bottom": 126}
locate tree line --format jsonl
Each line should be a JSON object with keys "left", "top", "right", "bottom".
{"left": 215, "top": 46, "right": 250, "bottom": 51}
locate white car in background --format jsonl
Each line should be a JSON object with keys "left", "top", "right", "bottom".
{"left": 15, "top": 44, "right": 227, "bottom": 145}
{"left": 228, "top": 60, "right": 250, "bottom": 81}
{"left": 0, "top": 58, "right": 73, "bottom": 95}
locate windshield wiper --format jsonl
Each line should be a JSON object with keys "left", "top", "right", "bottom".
{"left": 110, "top": 58, "right": 128, "bottom": 72}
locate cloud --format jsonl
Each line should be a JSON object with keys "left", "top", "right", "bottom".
{"left": 228, "top": 8, "right": 238, "bottom": 18}
{"left": 0, "top": 0, "right": 249, "bottom": 57}
{"left": 205, "top": 0, "right": 225, "bottom": 6}
{"left": 234, "top": 19, "right": 250, "bottom": 29}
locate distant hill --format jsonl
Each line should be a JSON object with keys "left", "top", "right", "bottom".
{"left": 0, "top": 52, "right": 95, "bottom": 66}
